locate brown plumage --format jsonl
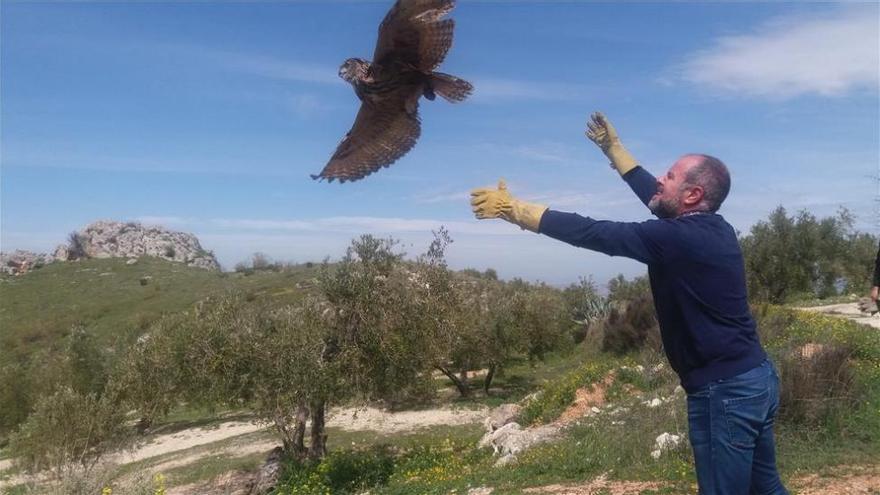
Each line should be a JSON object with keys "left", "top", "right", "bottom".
{"left": 312, "top": 0, "right": 473, "bottom": 183}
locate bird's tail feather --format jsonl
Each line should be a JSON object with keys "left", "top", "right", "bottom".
{"left": 430, "top": 73, "right": 473, "bottom": 103}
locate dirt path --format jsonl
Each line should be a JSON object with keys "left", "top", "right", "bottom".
{"left": 120, "top": 405, "right": 487, "bottom": 465}
{"left": 0, "top": 405, "right": 488, "bottom": 490}
{"left": 798, "top": 301, "right": 880, "bottom": 329}
{"left": 792, "top": 465, "right": 880, "bottom": 494}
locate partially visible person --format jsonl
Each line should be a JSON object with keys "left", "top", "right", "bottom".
{"left": 872, "top": 239, "right": 880, "bottom": 311}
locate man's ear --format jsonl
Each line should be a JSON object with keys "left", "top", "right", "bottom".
{"left": 683, "top": 185, "right": 705, "bottom": 206}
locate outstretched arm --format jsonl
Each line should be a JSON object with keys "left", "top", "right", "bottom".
{"left": 470, "top": 181, "right": 665, "bottom": 265}
{"left": 539, "top": 210, "right": 663, "bottom": 264}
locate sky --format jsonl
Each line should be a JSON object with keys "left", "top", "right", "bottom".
{"left": 1, "top": 1, "right": 878, "bottom": 286}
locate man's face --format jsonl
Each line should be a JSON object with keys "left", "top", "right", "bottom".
{"left": 648, "top": 156, "right": 701, "bottom": 218}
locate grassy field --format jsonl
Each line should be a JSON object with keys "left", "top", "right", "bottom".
{"left": 2, "top": 258, "right": 879, "bottom": 494}
{"left": 0, "top": 257, "right": 318, "bottom": 366}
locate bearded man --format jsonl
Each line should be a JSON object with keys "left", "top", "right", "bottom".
{"left": 470, "top": 113, "right": 788, "bottom": 495}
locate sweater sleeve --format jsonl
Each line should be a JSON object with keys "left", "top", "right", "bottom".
{"left": 622, "top": 166, "right": 658, "bottom": 208}
{"left": 873, "top": 241, "right": 880, "bottom": 287}
{"left": 538, "top": 210, "right": 667, "bottom": 264}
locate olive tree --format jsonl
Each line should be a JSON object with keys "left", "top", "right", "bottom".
{"left": 741, "top": 207, "right": 876, "bottom": 303}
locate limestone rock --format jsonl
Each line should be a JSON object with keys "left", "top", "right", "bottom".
{"left": 53, "top": 244, "right": 70, "bottom": 261}
{"left": 478, "top": 420, "right": 559, "bottom": 467}
{"left": 484, "top": 403, "right": 522, "bottom": 432}
{"left": 650, "top": 432, "right": 682, "bottom": 459}
{"left": 69, "top": 220, "right": 220, "bottom": 270}
{"left": 0, "top": 250, "right": 54, "bottom": 276}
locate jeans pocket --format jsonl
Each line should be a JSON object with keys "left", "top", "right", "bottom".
{"left": 722, "top": 389, "right": 769, "bottom": 449}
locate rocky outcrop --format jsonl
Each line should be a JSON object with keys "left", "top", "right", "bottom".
{"left": 0, "top": 250, "right": 55, "bottom": 276}
{"left": 1, "top": 220, "right": 221, "bottom": 275}
{"left": 478, "top": 421, "right": 559, "bottom": 466}
{"left": 69, "top": 220, "right": 220, "bottom": 270}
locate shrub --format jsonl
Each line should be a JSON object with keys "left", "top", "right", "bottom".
{"left": 777, "top": 343, "right": 857, "bottom": 425}
{"left": 9, "top": 387, "right": 128, "bottom": 477}
{"left": 607, "top": 274, "right": 651, "bottom": 304}
{"left": 64, "top": 325, "right": 109, "bottom": 396}
{"left": 279, "top": 445, "right": 396, "bottom": 494}
{"left": 519, "top": 360, "right": 612, "bottom": 425}
{"left": 562, "top": 277, "right": 609, "bottom": 344}
{"left": 601, "top": 293, "right": 661, "bottom": 355}
{"left": 251, "top": 252, "right": 275, "bottom": 271}
{"left": 0, "top": 364, "right": 31, "bottom": 444}
{"left": 67, "top": 231, "right": 88, "bottom": 260}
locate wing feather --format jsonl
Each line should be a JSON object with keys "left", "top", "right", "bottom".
{"left": 312, "top": 92, "right": 421, "bottom": 183}
{"left": 373, "top": 0, "right": 455, "bottom": 71}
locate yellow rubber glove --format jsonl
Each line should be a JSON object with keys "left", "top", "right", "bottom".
{"left": 470, "top": 179, "right": 548, "bottom": 233}
{"left": 586, "top": 112, "right": 638, "bottom": 176}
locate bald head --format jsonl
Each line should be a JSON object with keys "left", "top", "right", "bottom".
{"left": 681, "top": 154, "right": 730, "bottom": 213}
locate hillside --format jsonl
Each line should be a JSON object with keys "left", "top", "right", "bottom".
{"left": 0, "top": 257, "right": 318, "bottom": 366}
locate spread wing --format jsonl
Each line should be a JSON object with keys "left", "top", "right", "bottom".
{"left": 312, "top": 93, "right": 421, "bottom": 183}
{"left": 373, "top": 0, "right": 456, "bottom": 72}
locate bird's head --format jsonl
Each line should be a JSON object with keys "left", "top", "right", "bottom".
{"left": 338, "top": 58, "right": 369, "bottom": 84}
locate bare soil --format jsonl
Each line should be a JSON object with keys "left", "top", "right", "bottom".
{"left": 799, "top": 302, "right": 880, "bottom": 329}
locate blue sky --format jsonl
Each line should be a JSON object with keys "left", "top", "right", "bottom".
{"left": 2, "top": 1, "right": 878, "bottom": 285}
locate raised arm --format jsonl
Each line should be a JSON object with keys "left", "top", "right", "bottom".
{"left": 623, "top": 166, "right": 659, "bottom": 208}
{"left": 586, "top": 112, "right": 658, "bottom": 209}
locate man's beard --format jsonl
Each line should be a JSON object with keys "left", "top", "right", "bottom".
{"left": 649, "top": 195, "right": 679, "bottom": 219}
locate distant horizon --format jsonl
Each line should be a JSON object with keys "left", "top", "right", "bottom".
{"left": 2, "top": 1, "right": 878, "bottom": 286}
{"left": 2, "top": 200, "right": 874, "bottom": 289}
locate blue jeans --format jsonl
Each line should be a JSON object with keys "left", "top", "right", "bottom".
{"left": 686, "top": 360, "right": 788, "bottom": 495}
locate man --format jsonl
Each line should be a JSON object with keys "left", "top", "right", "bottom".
{"left": 470, "top": 113, "right": 787, "bottom": 495}
{"left": 872, "top": 240, "right": 880, "bottom": 312}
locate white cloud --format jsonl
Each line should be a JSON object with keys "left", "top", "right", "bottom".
{"left": 677, "top": 6, "right": 879, "bottom": 99}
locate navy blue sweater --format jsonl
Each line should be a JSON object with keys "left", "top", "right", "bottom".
{"left": 538, "top": 166, "right": 765, "bottom": 392}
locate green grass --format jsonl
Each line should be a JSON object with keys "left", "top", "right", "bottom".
{"left": 271, "top": 309, "right": 880, "bottom": 494}
{"left": 0, "top": 257, "right": 319, "bottom": 366}
{"left": 109, "top": 307, "right": 880, "bottom": 494}
{"left": 434, "top": 351, "right": 603, "bottom": 411}
{"left": 162, "top": 451, "right": 266, "bottom": 488}
{"left": 5, "top": 264, "right": 878, "bottom": 495}
{"left": 786, "top": 292, "right": 862, "bottom": 308}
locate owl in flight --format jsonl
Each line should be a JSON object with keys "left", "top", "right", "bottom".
{"left": 311, "top": 0, "right": 473, "bottom": 183}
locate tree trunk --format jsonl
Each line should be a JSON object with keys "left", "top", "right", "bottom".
{"left": 484, "top": 364, "right": 497, "bottom": 395}
{"left": 273, "top": 415, "right": 295, "bottom": 457}
{"left": 292, "top": 404, "right": 309, "bottom": 455}
{"left": 308, "top": 401, "right": 327, "bottom": 459}
{"left": 274, "top": 404, "right": 309, "bottom": 459}
{"left": 136, "top": 416, "right": 152, "bottom": 435}
{"left": 437, "top": 366, "right": 470, "bottom": 397}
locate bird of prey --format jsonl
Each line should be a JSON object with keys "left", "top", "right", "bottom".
{"left": 311, "top": 0, "right": 473, "bottom": 183}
